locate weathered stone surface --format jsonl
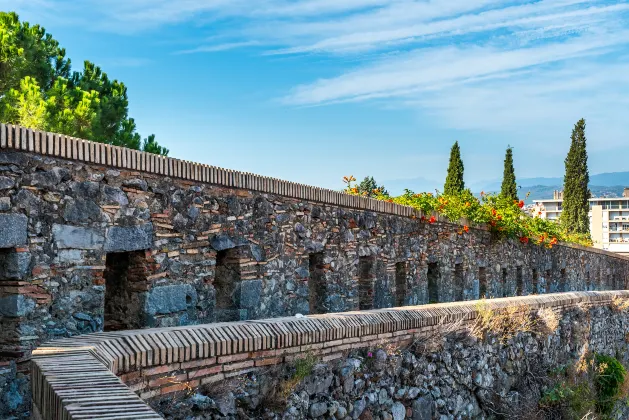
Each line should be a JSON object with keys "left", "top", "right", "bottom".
{"left": 239, "top": 280, "right": 262, "bottom": 309}
{"left": 30, "top": 167, "right": 70, "bottom": 189}
{"left": 0, "top": 250, "right": 31, "bottom": 279}
{"left": 0, "top": 362, "right": 29, "bottom": 419}
{"left": 210, "top": 234, "right": 236, "bottom": 251}
{"left": 52, "top": 224, "right": 105, "bottom": 250}
{"left": 145, "top": 284, "right": 197, "bottom": 316}
{"left": 0, "top": 213, "right": 27, "bottom": 248}
{"left": 63, "top": 198, "right": 103, "bottom": 223}
{"left": 104, "top": 224, "right": 153, "bottom": 252}
{"left": 56, "top": 249, "right": 84, "bottom": 263}
{"left": 123, "top": 178, "right": 148, "bottom": 191}
{"left": 0, "top": 176, "right": 15, "bottom": 190}
{"left": 0, "top": 152, "right": 28, "bottom": 165}
{"left": 391, "top": 402, "right": 405, "bottom": 420}
{"left": 309, "top": 402, "right": 328, "bottom": 418}
{"left": 0, "top": 295, "right": 35, "bottom": 317}
{"left": 412, "top": 397, "right": 432, "bottom": 420}
{"left": 0, "top": 197, "right": 10, "bottom": 211}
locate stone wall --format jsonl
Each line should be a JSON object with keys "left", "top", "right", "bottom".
{"left": 2, "top": 123, "right": 629, "bottom": 417}
{"left": 155, "top": 297, "right": 629, "bottom": 420}
{"left": 31, "top": 292, "right": 629, "bottom": 419}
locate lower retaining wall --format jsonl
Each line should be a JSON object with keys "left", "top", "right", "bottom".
{"left": 32, "top": 291, "right": 629, "bottom": 419}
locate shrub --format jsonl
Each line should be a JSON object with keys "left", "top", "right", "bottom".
{"left": 594, "top": 353, "right": 627, "bottom": 415}
{"left": 342, "top": 177, "right": 592, "bottom": 247}
{"left": 540, "top": 353, "right": 629, "bottom": 419}
{"left": 276, "top": 352, "right": 318, "bottom": 400}
{"left": 472, "top": 302, "right": 538, "bottom": 344}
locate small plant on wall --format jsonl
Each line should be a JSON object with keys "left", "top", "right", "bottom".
{"left": 539, "top": 352, "right": 629, "bottom": 419}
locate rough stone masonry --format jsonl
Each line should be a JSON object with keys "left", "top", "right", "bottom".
{"left": 1, "top": 124, "right": 629, "bottom": 417}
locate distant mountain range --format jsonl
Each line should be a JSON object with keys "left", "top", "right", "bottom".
{"left": 384, "top": 172, "right": 629, "bottom": 204}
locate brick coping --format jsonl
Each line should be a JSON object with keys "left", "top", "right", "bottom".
{"left": 31, "top": 291, "right": 629, "bottom": 420}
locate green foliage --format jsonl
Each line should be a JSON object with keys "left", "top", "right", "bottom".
{"left": 45, "top": 77, "right": 100, "bottom": 138}
{"left": 594, "top": 353, "right": 627, "bottom": 415}
{"left": 1, "top": 76, "right": 46, "bottom": 129}
{"left": 142, "top": 134, "right": 169, "bottom": 156}
{"left": 540, "top": 353, "right": 628, "bottom": 419}
{"left": 561, "top": 118, "right": 590, "bottom": 235}
{"left": 444, "top": 141, "right": 465, "bottom": 195}
{"left": 344, "top": 175, "right": 592, "bottom": 247}
{"left": 500, "top": 146, "right": 518, "bottom": 201}
{"left": 540, "top": 380, "right": 597, "bottom": 419}
{"left": 0, "top": 11, "right": 168, "bottom": 155}
{"left": 350, "top": 176, "right": 388, "bottom": 197}
{"left": 292, "top": 353, "right": 317, "bottom": 381}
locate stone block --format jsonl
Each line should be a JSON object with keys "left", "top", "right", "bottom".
{"left": 0, "top": 176, "right": 15, "bottom": 190}
{"left": 210, "top": 234, "right": 236, "bottom": 251}
{"left": 53, "top": 224, "right": 105, "bottom": 250}
{"left": 412, "top": 397, "right": 433, "bottom": 420}
{"left": 0, "top": 295, "right": 35, "bottom": 318}
{"left": 145, "top": 284, "right": 197, "bottom": 316}
{"left": 105, "top": 223, "right": 153, "bottom": 252}
{"left": 0, "top": 214, "right": 27, "bottom": 248}
{"left": 56, "top": 249, "right": 84, "bottom": 264}
{"left": 239, "top": 279, "right": 262, "bottom": 309}
{"left": 0, "top": 250, "right": 31, "bottom": 279}
{"left": 63, "top": 198, "right": 103, "bottom": 223}
{"left": 0, "top": 197, "right": 10, "bottom": 211}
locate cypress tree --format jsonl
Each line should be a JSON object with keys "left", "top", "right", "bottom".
{"left": 562, "top": 118, "right": 590, "bottom": 234}
{"left": 444, "top": 141, "right": 465, "bottom": 195}
{"left": 500, "top": 146, "right": 518, "bottom": 201}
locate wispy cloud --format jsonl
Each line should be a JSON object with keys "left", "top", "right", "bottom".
{"left": 8, "top": 0, "right": 629, "bottom": 141}
{"left": 175, "top": 41, "right": 261, "bottom": 54}
{"left": 283, "top": 29, "right": 629, "bottom": 105}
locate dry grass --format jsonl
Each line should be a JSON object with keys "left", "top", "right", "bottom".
{"left": 536, "top": 307, "right": 560, "bottom": 335}
{"left": 408, "top": 315, "right": 467, "bottom": 353}
{"left": 472, "top": 302, "right": 539, "bottom": 344}
{"left": 610, "top": 296, "right": 629, "bottom": 313}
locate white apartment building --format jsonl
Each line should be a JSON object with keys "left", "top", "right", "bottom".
{"left": 532, "top": 188, "right": 629, "bottom": 256}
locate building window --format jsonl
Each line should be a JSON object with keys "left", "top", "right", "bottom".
{"left": 395, "top": 262, "right": 407, "bottom": 307}
{"left": 358, "top": 256, "right": 375, "bottom": 310}
{"left": 308, "top": 252, "right": 326, "bottom": 314}
{"left": 427, "top": 262, "right": 440, "bottom": 304}
{"left": 104, "top": 251, "right": 148, "bottom": 331}
{"left": 215, "top": 248, "right": 242, "bottom": 322}
{"left": 478, "top": 267, "right": 487, "bottom": 299}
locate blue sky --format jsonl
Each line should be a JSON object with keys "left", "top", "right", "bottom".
{"left": 3, "top": 0, "right": 629, "bottom": 193}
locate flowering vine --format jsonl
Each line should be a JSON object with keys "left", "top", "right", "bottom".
{"left": 343, "top": 176, "right": 592, "bottom": 248}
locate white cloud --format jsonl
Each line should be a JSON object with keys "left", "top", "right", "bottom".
{"left": 283, "top": 29, "right": 629, "bottom": 104}
{"left": 176, "top": 41, "right": 261, "bottom": 54}
{"left": 8, "top": 0, "right": 629, "bottom": 155}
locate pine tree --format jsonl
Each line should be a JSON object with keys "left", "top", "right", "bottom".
{"left": 444, "top": 141, "right": 465, "bottom": 195}
{"left": 355, "top": 176, "right": 388, "bottom": 197}
{"left": 0, "top": 12, "right": 169, "bottom": 155}
{"left": 561, "top": 118, "right": 590, "bottom": 234}
{"left": 500, "top": 146, "right": 518, "bottom": 201}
